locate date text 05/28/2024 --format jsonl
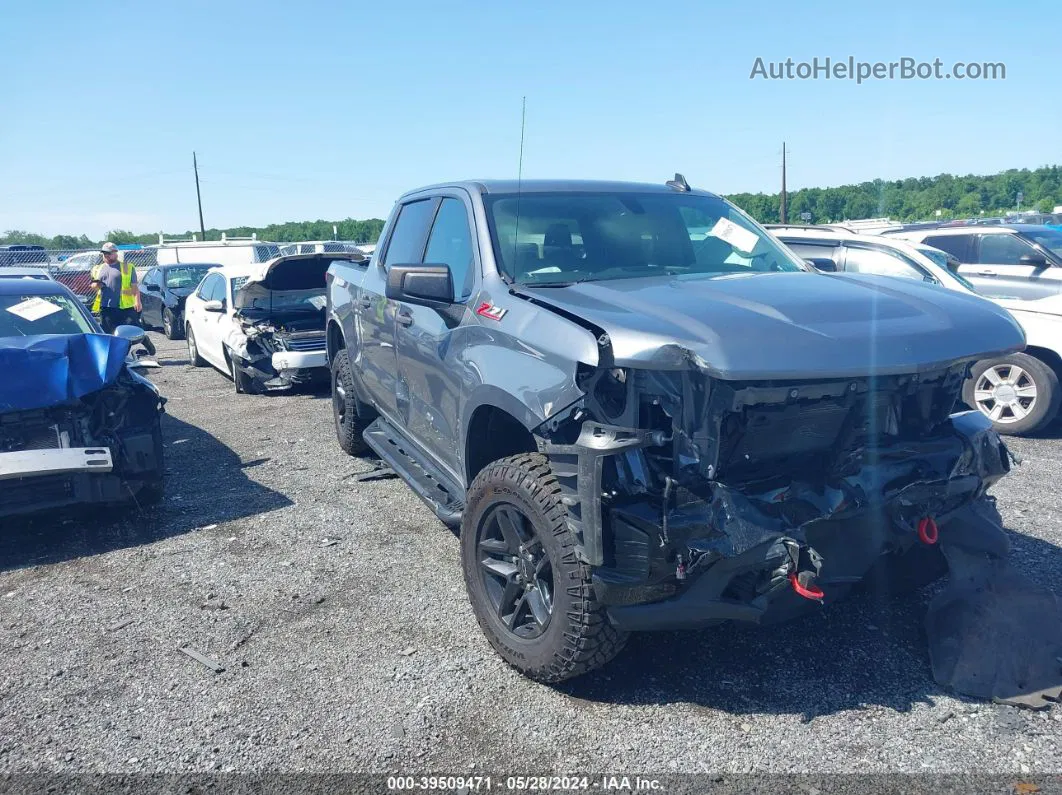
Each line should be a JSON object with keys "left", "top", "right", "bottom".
{"left": 386, "top": 775, "right": 664, "bottom": 791}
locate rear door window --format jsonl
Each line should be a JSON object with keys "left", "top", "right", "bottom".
{"left": 923, "top": 234, "right": 975, "bottom": 262}
{"left": 197, "top": 273, "right": 221, "bottom": 300}
{"left": 977, "top": 234, "right": 1036, "bottom": 265}
{"left": 382, "top": 199, "right": 438, "bottom": 267}
{"left": 423, "top": 198, "right": 476, "bottom": 300}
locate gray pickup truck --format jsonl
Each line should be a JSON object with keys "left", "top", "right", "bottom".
{"left": 325, "top": 176, "right": 1062, "bottom": 705}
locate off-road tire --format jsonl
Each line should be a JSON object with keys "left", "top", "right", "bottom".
{"left": 186, "top": 326, "right": 205, "bottom": 367}
{"left": 461, "top": 453, "right": 628, "bottom": 683}
{"left": 331, "top": 349, "right": 374, "bottom": 456}
{"left": 163, "top": 309, "right": 182, "bottom": 340}
{"left": 963, "top": 353, "right": 1060, "bottom": 436}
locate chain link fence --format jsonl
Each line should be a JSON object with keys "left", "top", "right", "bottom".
{"left": 0, "top": 247, "right": 160, "bottom": 304}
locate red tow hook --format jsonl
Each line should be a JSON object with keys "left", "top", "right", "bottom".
{"left": 789, "top": 573, "right": 825, "bottom": 601}
{"left": 917, "top": 516, "right": 939, "bottom": 546}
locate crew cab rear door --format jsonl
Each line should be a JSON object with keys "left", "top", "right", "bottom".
{"left": 357, "top": 197, "right": 438, "bottom": 420}
{"left": 392, "top": 194, "right": 477, "bottom": 480}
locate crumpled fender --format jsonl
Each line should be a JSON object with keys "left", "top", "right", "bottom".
{"left": 223, "top": 323, "right": 251, "bottom": 359}
{"left": 0, "top": 333, "right": 131, "bottom": 411}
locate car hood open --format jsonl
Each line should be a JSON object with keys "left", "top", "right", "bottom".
{"left": 0, "top": 333, "right": 131, "bottom": 412}
{"left": 520, "top": 271, "right": 1025, "bottom": 379}
{"left": 232, "top": 254, "right": 360, "bottom": 311}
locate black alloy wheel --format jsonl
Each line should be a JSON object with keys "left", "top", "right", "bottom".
{"left": 476, "top": 502, "right": 555, "bottom": 638}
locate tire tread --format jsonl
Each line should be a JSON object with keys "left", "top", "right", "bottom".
{"left": 462, "top": 453, "right": 628, "bottom": 683}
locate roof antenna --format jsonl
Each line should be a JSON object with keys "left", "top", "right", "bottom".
{"left": 666, "top": 173, "right": 690, "bottom": 192}
{"left": 511, "top": 96, "right": 526, "bottom": 280}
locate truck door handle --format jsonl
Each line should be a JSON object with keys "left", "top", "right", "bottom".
{"left": 396, "top": 310, "right": 414, "bottom": 327}
{"left": 977, "top": 270, "right": 998, "bottom": 276}
{"left": 357, "top": 296, "right": 372, "bottom": 309}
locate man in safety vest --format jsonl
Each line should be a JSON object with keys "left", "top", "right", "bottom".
{"left": 91, "top": 242, "right": 141, "bottom": 331}
{"left": 90, "top": 242, "right": 156, "bottom": 355}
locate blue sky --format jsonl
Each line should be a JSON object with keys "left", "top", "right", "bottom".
{"left": 0, "top": 0, "right": 1056, "bottom": 237}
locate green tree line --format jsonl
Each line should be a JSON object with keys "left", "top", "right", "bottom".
{"left": 1, "top": 218, "right": 386, "bottom": 250}
{"left": 727, "top": 165, "right": 1062, "bottom": 224}
{"left": 5, "top": 165, "right": 1062, "bottom": 249}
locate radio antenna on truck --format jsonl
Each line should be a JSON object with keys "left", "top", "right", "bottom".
{"left": 510, "top": 96, "right": 527, "bottom": 280}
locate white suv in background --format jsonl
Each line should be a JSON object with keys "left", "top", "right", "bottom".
{"left": 884, "top": 225, "right": 1062, "bottom": 301}
{"left": 770, "top": 225, "right": 1062, "bottom": 435}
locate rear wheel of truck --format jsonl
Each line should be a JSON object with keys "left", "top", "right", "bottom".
{"left": 964, "top": 353, "right": 1060, "bottom": 435}
{"left": 331, "top": 349, "right": 374, "bottom": 456}
{"left": 461, "top": 453, "right": 628, "bottom": 683}
{"left": 186, "top": 327, "right": 205, "bottom": 367}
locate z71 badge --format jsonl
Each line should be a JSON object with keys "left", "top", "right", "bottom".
{"left": 475, "top": 302, "right": 507, "bottom": 321}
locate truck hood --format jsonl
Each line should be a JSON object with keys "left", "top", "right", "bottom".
{"left": 0, "top": 333, "right": 131, "bottom": 412}
{"left": 520, "top": 271, "right": 1025, "bottom": 379}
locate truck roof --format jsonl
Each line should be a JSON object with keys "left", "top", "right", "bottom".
{"left": 399, "top": 179, "right": 722, "bottom": 201}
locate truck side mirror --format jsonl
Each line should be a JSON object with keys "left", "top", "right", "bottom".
{"left": 385, "top": 263, "right": 454, "bottom": 306}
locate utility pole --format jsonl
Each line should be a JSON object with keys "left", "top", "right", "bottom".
{"left": 193, "top": 152, "right": 206, "bottom": 238}
{"left": 780, "top": 142, "right": 788, "bottom": 224}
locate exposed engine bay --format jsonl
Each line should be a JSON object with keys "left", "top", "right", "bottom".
{"left": 226, "top": 311, "right": 329, "bottom": 392}
{"left": 534, "top": 358, "right": 1062, "bottom": 707}
{"left": 0, "top": 369, "right": 165, "bottom": 518}
{"left": 223, "top": 256, "right": 338, "bottom": 392}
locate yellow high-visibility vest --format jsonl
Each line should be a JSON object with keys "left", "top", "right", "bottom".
{"left": 90, "top": 261, "right": 137, "bottom": 312}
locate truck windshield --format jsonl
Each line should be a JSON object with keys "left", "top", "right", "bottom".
{"left": 484, "top": 192, "right": 808, "bottom": 285}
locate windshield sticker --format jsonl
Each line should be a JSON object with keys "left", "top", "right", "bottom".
{"left": 709, "top": 217, "right": 760, "bottom": 254}
{"left": 308, "top": 295, "right": 327, "bottom": 310}
{"left": 6, "top": 296, "right": 64, "bottom": 322}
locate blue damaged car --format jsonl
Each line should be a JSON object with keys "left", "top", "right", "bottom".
{"left": 0, "top": 279, "right": 165, "bottom": 518}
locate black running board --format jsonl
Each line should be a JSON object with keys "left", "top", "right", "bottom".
{"left": 363, "top": 418, "right": 464, "bottom": 529}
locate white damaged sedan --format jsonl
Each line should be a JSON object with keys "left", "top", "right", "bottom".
{"left": 183, "top": 252, "right": 364, "bottom": 393}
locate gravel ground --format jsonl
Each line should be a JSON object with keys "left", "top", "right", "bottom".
{"left": 1, "top": 330, "right": 1060, "bottom": 777}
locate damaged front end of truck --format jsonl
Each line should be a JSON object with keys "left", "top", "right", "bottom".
{"left": 534, "top": 354, "right": 1062, "bottom": 707}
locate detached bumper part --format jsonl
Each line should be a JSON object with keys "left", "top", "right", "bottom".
{"left": 0, "top": 447, "right": 113, "bottom": 479}
{"left": 927, "top": 498, "right": 1062, "bottom": 709}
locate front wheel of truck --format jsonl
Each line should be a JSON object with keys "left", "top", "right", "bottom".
{"left": 461, "top": 453, "right": 628, "bottom": 683}
{"left": 331, "top": 349, "right": 374, "bottom": 456}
